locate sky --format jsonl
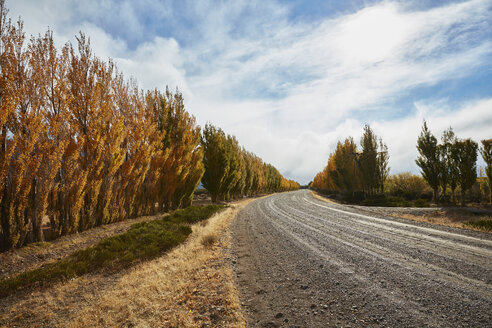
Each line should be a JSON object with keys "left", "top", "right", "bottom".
{"left": 7, "top": 0, "right": 492, "bottom": 184}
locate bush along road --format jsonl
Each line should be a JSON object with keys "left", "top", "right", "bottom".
{"left": 231, "top": 190, "right": 492, "bottom": 327}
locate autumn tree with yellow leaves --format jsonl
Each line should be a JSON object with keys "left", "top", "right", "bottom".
{"left": 311, "top": 125, "right": 389, "bottom": 199}
{"left": 0, "top": 2, "right": 205, "bottom": 250}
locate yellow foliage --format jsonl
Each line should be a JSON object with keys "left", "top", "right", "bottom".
{"left": 0, "top": 8, "right": 205, "bottom": 250}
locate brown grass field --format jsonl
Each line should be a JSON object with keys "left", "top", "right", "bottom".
{"left": 0, "top": 200, "right": 252, "bottom": 327}
{"left": 394, "top": 211, "right": 491, "bottom": 232}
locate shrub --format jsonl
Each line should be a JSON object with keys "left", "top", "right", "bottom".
{"left": 166, "top": 205, "right": 226, "bottom": 224}
{"left": 385, "top": 172, "right": 431, "bottom": 200}
{"left": 361, "top": 195, "right": 413, "bottom": 207}
{"left": 414, "top": 199, "right": 430, "bottom": 207}
{"left": 201, "top": 234, "right": 217, "bottom": 248}
{"left": 466, "top": 220, "right": 492, "bottom": 231}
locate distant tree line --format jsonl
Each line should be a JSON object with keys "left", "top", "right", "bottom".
{"left": 312, "top": 120, "right": 492, "bottom": 207}
{"left": 416, "top": 121, "right": 491, "bottom": 205}
{"left": 311, "top": 124, "right": 389, "bottom": 200}
{"left": 201, "top": 124, "right": 300, "bottom": 202}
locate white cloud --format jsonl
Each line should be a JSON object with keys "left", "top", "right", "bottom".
{"left": 333, "top": 3, "right": 412, "bottom": 64}
{"left": 115, "top": 37, "right": 190, "bottom": 98}
{"left": 8, "top": 0, "right": 191, "bottom": 103}
{"left": 181, "top": 0, "right": 491, "bottom": 183}
{"left": 373, "top": 98, "right": 492, "bottom": 174}
{"left": 7, "top": 0, "right": 492, "bottom": 183}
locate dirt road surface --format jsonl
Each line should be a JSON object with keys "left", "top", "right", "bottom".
{"left": 231, "top": 190, "right": 492, "bottom": 327}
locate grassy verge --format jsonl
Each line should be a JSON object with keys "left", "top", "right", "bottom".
{"left": 0, "top": 214, "right": 160, "bottom": 281}
{"left": 465, "top": 219, "right": 492, "bottom": 231}
{"left": 0, "top": 200, "right": 251, "bottom": 328}
{"left": 0, "top": 205, "right": 226, "bottom": 299}
{"left": 312, "top": 191, "right": 492, "bottom": 233}
{"left": 360, "top": 196, "right": 430, "bottom": 207}
{"left": 311, "top": 191, "right": 431, "bottom": 207}
{"left": 398, "top": 212, "right": 492, "bottom": 232}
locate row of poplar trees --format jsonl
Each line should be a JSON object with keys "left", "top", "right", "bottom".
{"left": 201, "top": 124, "right": 300, "bottom": 202}
{"left": 311, "top": 124, "right": 389, "bottom": 197}
{"left": 0, "top": 2, "right": 299, "bottom": 251}
{"left": 416, "top": 121, "right": 492, "bottom": 205}
{"left": 0, "top": 3, "right": 205, "bottom": 250}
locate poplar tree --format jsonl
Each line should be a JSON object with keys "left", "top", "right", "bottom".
{"left": 330, "top": 138, "right": 359, "bottom": 195}
{"left": 416, "top": 121, "right": 440, "bottom": 203}
{"left": 159, "top": 89, "right": 204, "bottom": 210}
{"left": 438, "top": 127, "right": 455, "bottom": 202}
{"left": 359, "top": 124, "right": 378, "bottom": 195}
{"left": 452, "top": 138, "right": 478, "bottom": 206}
{"left": 2, "top": 18, "right": 50, "bottom": 248}
{"left": 241, "top": 151, "right": 254, "bottom": 196}
{"left": 26, "top": 31, "right": 67, "bottom": 242}
{"left": 201, "top": 124, "right": 229, "bottom": 202}
{"left": 165, "top": 90, "right": 204, "bottom": 209}
{"left": 0, "top": 0, "right": 17, "bottom": 249}
{"left": 230, "top": 148, "right": 247, "bottom": 198}
{"left": 376, "top": 138, "right": 389, "bottom": 194}
{"left": 219, "top": 135, "right": 242, "bottom": 200}
{"left": 67, "top": 34, "right": 108, "bottom": 230}
{"left": 250, "top": 155, "right": 265, "bottom": 195}
{"left": 0, "top": 0, "right": 13, "bottom": 212}
{"left": 480, "top": 139, "right": 492, "bottom": 203}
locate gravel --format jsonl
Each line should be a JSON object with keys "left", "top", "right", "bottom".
{"left": 231, "top": 190, "right": 492, "bottom": 327}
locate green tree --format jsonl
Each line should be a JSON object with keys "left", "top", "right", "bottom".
{"left": 359, "top": 124, "right": 378, "bottom": 195}
{"left": 480, "top": 139, "right": 492, "bottom": 203}
{"left": 201, "top": 124, "right": 229, "bottom": 202}
{"left": 438, "top": 127, "right": 455, "bottom": 202}
{"left": 220, "top": 135, "right": 243, "bottom": 200}
{"left": 416, "top": 121, "right": 440, "bottom": 204}
{"left": 230, "top": 148, "right": 247, "bottom": 199}
{"left": 376, "top": 138, "right": 389, "bottom": 193}
{"left": 241, "top": 151, "right": 254, "bottom": 196}
{"left": 452, "top": 138, "right": 478, "bottom": 206}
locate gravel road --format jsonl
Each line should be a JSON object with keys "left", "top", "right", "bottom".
{"left": 231, "top": 190, "right": 492, "bottom": 327}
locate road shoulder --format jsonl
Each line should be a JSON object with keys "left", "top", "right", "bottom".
{"left": 311, "top": 191, "right": 492, "bottom": 233}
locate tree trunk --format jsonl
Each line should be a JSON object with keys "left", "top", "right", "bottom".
{"left": 31, "top": 177, "right": 44, "bottom": 242}
{"left": 0, "top": 192, "right": 10, "bottom": 251}
{"left": 461, "top": 188, "right": 466, "bottom": 207}
{"left": 433, "top": 188, "right": 439, "bottom": 205}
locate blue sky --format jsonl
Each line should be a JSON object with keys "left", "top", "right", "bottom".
{"left": 9, "top": 0, "right": 492, "bottom": 184}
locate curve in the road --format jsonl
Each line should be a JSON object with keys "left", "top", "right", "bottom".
{"left": 231, "top": 190, "right": 492, "bottom": 328}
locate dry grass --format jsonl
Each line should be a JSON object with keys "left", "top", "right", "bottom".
{"left": 201, "top": 233, "right": 218, "bottom": 248}
{"left": 311, "top": 191, "right": 491, "bottom": 233}
{"left": 311, "top": 191, "right": 341, "bottom": 205}
{"left": 0, "top": 201, "right": 252, "bottom": 328}
{"left": 396, "top": 211, "right": 492, "bottom": 232}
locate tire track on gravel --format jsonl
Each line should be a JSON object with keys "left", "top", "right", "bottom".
{"left": 232, "top": 190, "right": 492, "bottom": 327}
